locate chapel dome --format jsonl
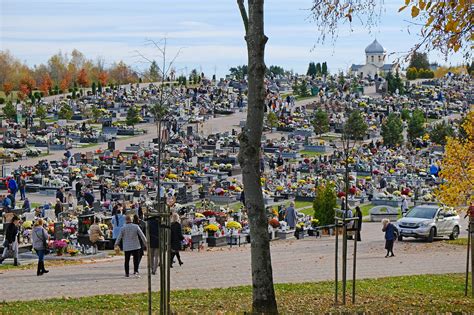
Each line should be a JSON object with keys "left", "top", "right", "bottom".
{"left": 365, "top": 39, "right": 386, "bottom": 54}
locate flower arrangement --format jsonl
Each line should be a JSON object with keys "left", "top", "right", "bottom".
{"left": 268, "top": 218, "right": 280, "bottom": 229}
{"left": 195, "top": 213, "right": 205, "bottom": 218}
{"left": 202, "top": 210, "right": 216, "bottom": 217}
{"left": 276, "top": 186, "right": 284, "bottom": 192}
{"left": 337, "top": 192, "right": 346, "bottom": 198}
{"left": 183, "top": 227, "right": 192, "bottom": 234}
{"left": 226, "top": 221, "right": 242, "bottom": 230}
{"left": 119, "top": 181, "right": 129, "bottom": 189}
{"left": 167, "top": 173, "right": 178, "bottom": 180}
{"left": 295, "top": 222, "right": 305, "bottom": 231}
{"left": 311, "top": 219, "right": 320, "bottom": 228}
{"left": 67, "top": 247, "right": 79, "bottom": 257}
{"left": 22, "top": 221, "right": 33, "bottom": 229}
{"left": 52, "top": 240, "right": 68, "bottom": 256}
{"left": 204, "top": 224, "right": 220, "bottom": 233}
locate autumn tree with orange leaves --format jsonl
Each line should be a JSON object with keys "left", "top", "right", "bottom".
{"left": 3, "top": 82, "right": 13, "bottom": 98}
{"left": 98, "top": 71, "right": 108, "bottom": 86}
{"left": 77, "top": 68, "right": 89, "bottom": 87}
{"left": 437, "top": 111, "right": 474, "bottom": 210}
{"left": 39, "top": 74, "right": 53, "bottom": 95}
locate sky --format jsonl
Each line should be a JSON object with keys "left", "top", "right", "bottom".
{"left": 0, "top": 0, "right": 466, "bottom": 78}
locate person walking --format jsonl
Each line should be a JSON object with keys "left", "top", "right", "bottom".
{"left": 284, "top": 201, "right": 297, "bottom": 229}
{"left": 31, "top": 219, "right": 50, "bottom": 276}
{"left": 133, "top": 214, "right": 146, "bottom": 267}
{"left": 0, "top": 215, "right": 21, "bottom": 266}
{"left": 7, "top": 177, "right": 18, "bottom": 206}
{"left": 111, "top": 209, "right": 125, "bottom": 246}
{"left": 115, "top": 215, "right": 147, "bottom": 278}
{"left": 355, "top": 206, "right": 363, "bottom": 241}
{"left": 382, "top": 218, "right": 397, "bottom": 258}
{"left": 170, "top": 213, "right": 184, "bottom": 268}
{"left": 148, "top": 216, "right": 160, "bottom": 275}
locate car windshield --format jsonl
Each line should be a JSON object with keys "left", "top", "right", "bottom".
{"left": 406, "top": 207, "right": 437, "bottom": 219}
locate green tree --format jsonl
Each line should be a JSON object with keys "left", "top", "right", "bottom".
{"left": 2, "top": 100, "right": 16, "bottom": 120}
{"left": 345, "top": 109, "right": 367, "bottom": 140}
{"left": 36, "top": 104, "right": 47, "bottom": 120}
{"left": 307, "top": 62, "right": 317, "bottom": 76}
{"left": 381, "top": 113, "right": 404, "bottom": 147}
{"left": 58, "top": 104, "right": 73, "bottom": 120}
{"left": 429, "top": 121, "right": 454, "bottom": 145}
{"left": 299, "top": 80, "right": 309, "bottom": 97}
{"left": 321, "top": 62, "right": 328, "bottom": 75}
{"left": 91, "top": 106, "right": 102, "bottom": 122}
{"left": 400, "top": 108, "right": 410, "bottom": 121}
{"left": 315, "top": 62, "right": 322, "bottom": 75}
{"left": 126, "top": 105, "right": 141, "bottom": 128}
{"left": 149, "top": 60, "right": 160, "bottom": 82}
{"left": 407, "top": 109, "right": 425, "bottom": 142}
{"left": 228, "top": 65, "right": 248, "bottom": 80}
{"left": 266, "top": 112, "right": 278, "bottom": 128}
{"left": 312, "top": 108, "right": 329, "bottom": 137}
{"left": 313, "top": 181, "right": 337, "bottom": 226}
{"left": 408, "top": 52, "right": 430, "bottom": 70}
{"left": 406, "top": 67, "right": 418, "bottom": 80}
{"left": 91, "top": 82, "right": 96, "bottom": 95}
{"left": 267, "top": 65, "right": 285, "bottom": 76}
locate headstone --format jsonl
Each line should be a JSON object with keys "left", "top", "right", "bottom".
{"left": 54, "top": 222, "right": 64, "bottom": 240}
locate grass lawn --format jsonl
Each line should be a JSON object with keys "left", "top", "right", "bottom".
{"left": 1, "top": 274, "right": 472, "bottom": 313}
{"left": 359, "top": 203, "right": 373, "bottom": 217}
{"left": 446, "top": 238, "right": 468, "bottom": 246}
{"left": 299, "top": 150, "right": 323, "bottom": 157}
{"left": 0, "top": 259, "right": 87, "bottom": 271}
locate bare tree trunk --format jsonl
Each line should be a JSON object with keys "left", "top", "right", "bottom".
{"left": 237, "top": 0, "right": 277, "bottom": 313}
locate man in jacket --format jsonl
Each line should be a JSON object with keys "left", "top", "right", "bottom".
{"left": 115, "top": 215, "right": 147, "bottom": 278}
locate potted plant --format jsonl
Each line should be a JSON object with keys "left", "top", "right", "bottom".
{"left": 295, "top": 223, "right": 305, "bottom": 239}
{"left": 308, "top": 219, "right": 319, "bottom": 236}
{"left": 52, "top": 240, "right": 68, "bottom": 256}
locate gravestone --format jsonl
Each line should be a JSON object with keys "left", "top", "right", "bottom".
{"left": 54, "top": 222, "right": 64, "bottom": 240}
{"left": 369, "top": 205, "right": 399, "bottom": 222}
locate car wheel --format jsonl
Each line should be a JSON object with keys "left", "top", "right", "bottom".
{"left": 398, "top": 235, "right": 403, "bottom": 242}
{"left": 449, "top": 226, "right": 460, "bottom": 240}
{"left": 427, "top": 227, "right": 435, "bottom": 243}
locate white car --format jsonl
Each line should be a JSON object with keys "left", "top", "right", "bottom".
{"left": 396, "top": 205, "right": 460, "bottom": 242}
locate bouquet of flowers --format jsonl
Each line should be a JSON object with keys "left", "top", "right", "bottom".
{"left": 268, "top": 218, "right": 280, "bottom": 229}
{"left": 52, "top": 240, "right": 68, "bottom": 256}
{"left": 204, "top": 223, "right": 220, "bottom": 234}
{"left": 226, "top": 221, "right": 242, "bottom": 230}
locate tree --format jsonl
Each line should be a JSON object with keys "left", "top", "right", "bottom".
{"left": 149, "top": 61, "right": 160, "bottom": 82}
{"left": 36, "top": 104, "right": 47, "bottom": 120}
{"left": 313, "top": 181, "right": 337, "bottom": 226}
{"left": 437, "top": 111, "right": 473, "bottom": 207}
{"left": 266, "top": 112, "right": 278, "bottom": 129}
{"left": 267, "top": 65, "right": 285, "bottom": 77}
{"left": 299, "top": 80, "right": 310, "bottom": 97}
{"left": 321, "top": 62, "right": 328, "bottom": 75}
{"left": 98, "top": 71, "right": 108, "bottom": 86}
{"left": 126, "top": 105, "right": 141, "bottom": 128}
{"left": 39, "top": 73, "right": 53, "bottom": 96}
{"left": 97, "top": 82, "right": 103, "bottom": 94}
{"left": 386, "top": 71, "right": 404, "bottom": 94}
{"left": 407, "top": 109, "right": 425, "bottom": 142}
{"left": 315, "top": 62, "right": 322, "bottom": 75}
{"left": 229, "top": 65, "right": 248, "bottom": 80}
{"left": 345, "top": 109, "right": 367, "bottom": 141}
{"left": 91, "top": 82, "right": 96, "bottom": 95}
{"left": 307, "top": 62, "right": 317, "bottom": 76}
{"left": 400, "top": 108, "right": 410, "bottom": 121}
{"left": 406, "top": 67, "right": 418, "bottom": 80}
{"left": 58, "top": 104, "right": 73, "bottom": 120}
{"left": 400, "top": 0, "right": 472, "bottom": 58}
{"left": 312, "top": 108, "right": 329, "bottom": 137}
{"left": 2, "top": 100, "right": 16, "bottom": 120}
{"left": 3, "top": 82, "right": 13, "bottom": 98}
{"left": 381, "top": 113, "right": 404, "bottom": 147}
{"left": 429, "top": 121, "right": 454, "bottom": 146}
{"left": 408, "top": 52, "right": 430, "bottom": 70}
{"left": 77, "top": 68, "right": 89, "bottom": 87}
{"left": 236, "top": 0, "right": 278, "bottom": 312}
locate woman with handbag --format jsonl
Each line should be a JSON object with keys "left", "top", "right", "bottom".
{"left": 31, "top": 219, "right": 50, "bottom": 276}
{"left": 0, "top": 215, "right": 21, "bottom": 266}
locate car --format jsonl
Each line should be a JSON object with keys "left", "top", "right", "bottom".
{"left": 396, "top": 205, "right": 460, "bottom": 242}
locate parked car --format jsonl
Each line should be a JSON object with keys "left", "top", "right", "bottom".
{"left": 396, "top": 205, "right": 460, "bottom": 242}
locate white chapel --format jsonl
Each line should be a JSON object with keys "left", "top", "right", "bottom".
{"left": 350, "top": 39, "right": 397, "bottom": 78}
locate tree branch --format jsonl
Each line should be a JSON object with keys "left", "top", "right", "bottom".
{"left": 237, "top": 0, "right": 249, "bottom": 34}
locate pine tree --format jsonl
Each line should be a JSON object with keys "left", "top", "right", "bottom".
{"left": 322, "top": 62, "right": 328, "bottom": 75}
{"left": 312, "top": 108, "right": 329, "bottom": 137}
{"left": 407, "top": 109, "right": 425, "bottom": 142}
{"left": 126, "top": 105, "right": 141, "bottom": 128}
{"left": 92, "top": 82, "right": 96, "bottom": 95}
{"left": 381, "top": 113, "right": 404, "bottom": 147}
{"left": 315, "top": 63, "right": 322, "bottom": 75}
{"left": 2, "top": 100, "right": 16, "bottom": 120}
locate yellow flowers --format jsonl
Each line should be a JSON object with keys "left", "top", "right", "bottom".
{"left": 22, "top": 221, "right": 33, "bottom": 229}
{"left": 204, "top": 224, "right": 219, "bottom": 233}
{"left": 167, "top": 173, "right": 178, "bottom": 180}
{"left": 119, "top": 181, "right": 129, "bottom": 188}
{"left": 226, "top": 221, "right": 242, "bottom": 230}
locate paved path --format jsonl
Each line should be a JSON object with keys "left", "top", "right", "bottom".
{"left": 0, "top": 222, "right": 467, "bottom": 302}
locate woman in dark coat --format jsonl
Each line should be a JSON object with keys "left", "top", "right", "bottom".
{"left": 170, "top": 213, "right": 184, "bottom": 267}
{"left": 382, "top": 218, "right": 397, "bottom": 257}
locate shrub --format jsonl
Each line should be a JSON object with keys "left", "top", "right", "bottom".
{"left": 0, "top": 97, "right": 4, "bottom": 104}
{"left": 313, "top": 182, "right": 337, "bottom": 226}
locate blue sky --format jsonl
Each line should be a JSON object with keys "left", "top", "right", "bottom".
{"left": 0, "top": 0, "right": 465, "bottom": 78}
